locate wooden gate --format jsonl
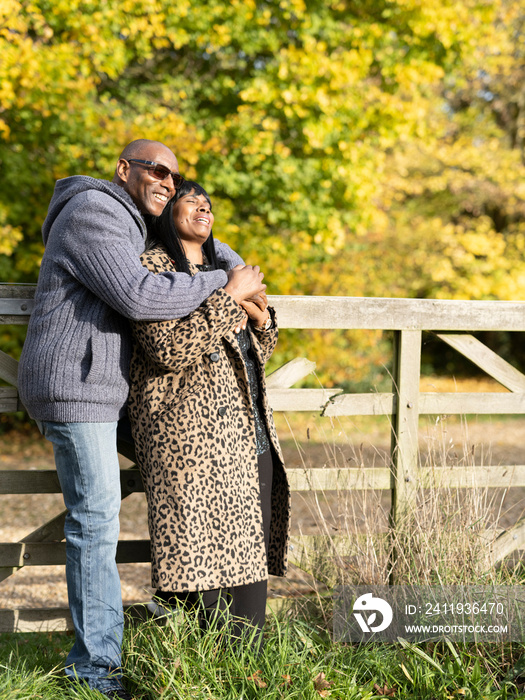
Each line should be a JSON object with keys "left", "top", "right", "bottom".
{"left": 1, "top": 286, "right": 525, "bottom": 631}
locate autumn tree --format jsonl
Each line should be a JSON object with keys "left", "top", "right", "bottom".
{"left": 1, "top": 0, "right": 524, "bottom": 385}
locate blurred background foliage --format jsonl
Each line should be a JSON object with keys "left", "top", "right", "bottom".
{"left": 1, "top": 0, "right": 525, "bottom": 390}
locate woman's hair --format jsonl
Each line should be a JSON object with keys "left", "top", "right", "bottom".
{"left": 146, "top": 180, "right": 224, "bottom": 273}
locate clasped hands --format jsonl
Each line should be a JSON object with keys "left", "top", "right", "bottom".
{"left": 224, "top": 264, "right": 270, "bottom": 333}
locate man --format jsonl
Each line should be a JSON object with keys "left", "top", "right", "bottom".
{"left": 18, "top": 139, "right": 265, "bottom": 699}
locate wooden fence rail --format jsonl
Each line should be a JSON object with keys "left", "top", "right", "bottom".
{"left": 1, "top": 285, "right": 525, "bottom": 631}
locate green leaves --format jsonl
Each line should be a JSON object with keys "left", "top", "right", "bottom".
{"left": 1, "top": 0, "right": 524, "bottom": 380}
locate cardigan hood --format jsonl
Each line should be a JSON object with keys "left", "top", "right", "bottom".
{"left": 42, "top": 176, "right": 147, "bottom": 246}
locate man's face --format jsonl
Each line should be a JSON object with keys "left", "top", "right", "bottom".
{"left": 118, "top": 146, "right": 180, "bottom": 217}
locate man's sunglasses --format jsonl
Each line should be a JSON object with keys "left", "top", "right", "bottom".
{"left": 127, "top": 159, "right": 185, "bottom": 188}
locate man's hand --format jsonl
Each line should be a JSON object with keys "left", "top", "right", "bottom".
{"left": 224, "top": 265, "right": 266, "bottom": 304}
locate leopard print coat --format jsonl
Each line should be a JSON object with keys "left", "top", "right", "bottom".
{"left": 127, "top": 245, "right": 290, "bottom": 592}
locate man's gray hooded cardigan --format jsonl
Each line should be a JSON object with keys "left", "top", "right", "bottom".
{"left": 18, "top": 176, "right": 242, "bottom": 423}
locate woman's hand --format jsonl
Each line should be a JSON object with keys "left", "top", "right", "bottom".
{"left": 225, "top": 267, "right": 268, "bottom": 333}
{"left": 240, "top": 291, "right": 270, "bottom": 329}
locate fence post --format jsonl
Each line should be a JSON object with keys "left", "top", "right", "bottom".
{"left": 389, "top": 329, "right": 421, "bottom": 582}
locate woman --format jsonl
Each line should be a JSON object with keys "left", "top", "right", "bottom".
{"left": 127, "top": 181, "right": 290, "bottom": 644}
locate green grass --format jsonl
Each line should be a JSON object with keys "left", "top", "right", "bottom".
{"left": 1, "top": 611, "right": 525, "bottom": 699}
{"left": 2, "top": 408, "right": 525, "bottom": 698}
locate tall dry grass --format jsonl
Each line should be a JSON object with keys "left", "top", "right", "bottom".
{"left": 280, "top": 411, "right": 523, "bottom": 597}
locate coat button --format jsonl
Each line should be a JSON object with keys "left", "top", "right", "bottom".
{"left": 209, "top": 352, "right": 220, "bottom": 362}
{"left": 218, "top": 406, "right": 227, "bottom": 417}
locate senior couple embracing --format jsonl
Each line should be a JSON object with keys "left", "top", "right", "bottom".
{"left": 18, "top": 139, "right": 290, "bottom": 700}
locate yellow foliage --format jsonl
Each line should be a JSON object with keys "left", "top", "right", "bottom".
{"left": 0, "top": 0, "right": 523, "bottom": 380}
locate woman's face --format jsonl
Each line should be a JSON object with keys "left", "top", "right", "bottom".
{"left": 172, "top": 189, "right": 214, "bottom": 248}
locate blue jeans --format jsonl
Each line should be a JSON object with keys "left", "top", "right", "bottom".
{"left": 41, "top": 421, "right": 124, "bottom": 692}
